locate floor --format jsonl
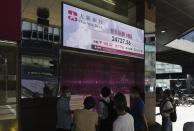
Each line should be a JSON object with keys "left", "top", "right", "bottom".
{"left": 156, "top": 105, "right": 194, "bottom": 131}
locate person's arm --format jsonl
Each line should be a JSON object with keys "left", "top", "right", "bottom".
{"left": 131, "top": 116, "right": 134, "bottom": 131}
{"left": 140, "top": 101, "right": 149, "bottom": 131}
{"left": 70, "top": 110, "right": 74, "bottom": 114}
{"left": 95, "top": 114, "right": 99, "bottom": 131}
{"left": 143, "top": 114, "right": 149, "bottom": 131}
{"left": 163, "top": 108, "right": 174, "bottom": 113}
{"left": 62, "top": 100, "right": 72, "bottom": 114}
{"left": 72, "top": 111, "right": 76, "bottom": 130}
{"left": 99, "top": 101, "right": 105, "bottom": 119}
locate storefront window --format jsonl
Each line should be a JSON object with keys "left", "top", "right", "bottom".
{"left": 0, "top": 42, "right": 18, "bottom": 131}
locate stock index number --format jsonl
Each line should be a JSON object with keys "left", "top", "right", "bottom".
{"left": 112, "top": 36, "right": 131, "bottom": 45}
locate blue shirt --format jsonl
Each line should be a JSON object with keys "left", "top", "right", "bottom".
{"left": 56, "top": 97, "right": 72, "bottom": 129}
{"left": 130, "top": 98, "right": 145, "bottom": 130}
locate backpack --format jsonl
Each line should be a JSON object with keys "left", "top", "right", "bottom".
{"left": 161, "top": 100, "right": 177, "bottom": 122}
{"left": 100, "top": 99, "right": 117, "bottom": 122}
{"left": 170, "top": 100, "right": 177, "bottom": 122}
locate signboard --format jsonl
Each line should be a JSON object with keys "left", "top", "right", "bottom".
{"left": 62, "top": 3, "right": 144, "bottom": 58}
{"left": 0, "top": 0, "right": 21, "bottom": 41}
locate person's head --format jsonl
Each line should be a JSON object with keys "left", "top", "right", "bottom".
{"left": 163, "top": 89, "right": 171, "bottom": 99}
{"left": 171, "top": 90, "right": 176, "bottom": 98}
{"left": 60, "top": 86, "right": 71, "bottom": 99}
{"left": 183, "top": 122, "right": 194, "bottom": 131}
{"left": 130, "top": 85, "right": 141, "bottom": 98}
{"left": 160, "top": 90, "right": 165, "bottom": 99}
{"left": 83, "top": 96, "right": 96, "bottom": 110}
{"left": 114, "top": 92, "right": 127, "bottom": 114}
{"left": 100, "top": 86, "right": 111, "bottom": 98}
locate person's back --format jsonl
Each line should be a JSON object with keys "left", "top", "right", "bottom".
{"left": 130, "top": 98, "right": 145, "bottom": 130}
{"left": 113, "top": 113, "right": 134, "bottom": 131}
{"left": 113, "top": 92, "right": 134, "bottom": 131}
{"left": 74, "top": 109, "right": 98, "bottom": 131}
{"left": 130, "top": 86, "right": 148, "bottom": 131}
{"left": 73, "top": 96, "right": 98, "bottom": 131}
{"left": 99, "top": 87, "right": 116, "bottom": 131}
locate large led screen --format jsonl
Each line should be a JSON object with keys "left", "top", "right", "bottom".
{"left": 62, "top": 3, "right": 144, "bottom": 59}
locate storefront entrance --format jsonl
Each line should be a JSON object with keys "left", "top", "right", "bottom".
{"left": 0, "top": 41, "right": 18, "bottom": 131}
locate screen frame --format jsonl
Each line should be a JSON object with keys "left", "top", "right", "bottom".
{"left": 61, "top": 2, "right": 145, "bottom": 59}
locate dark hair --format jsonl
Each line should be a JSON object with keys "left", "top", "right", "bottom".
{"left": 164, "top": 89, "right": 171, "bottom": 97}
{"left": 83, "top": 96, "right": 96, "bottom": 110}
{"left": 130, "top": 85, "right": 141, "bottom": 95}
{"left": 171, "top": 90, "right": 175, "bottom": 96}
{"left": 60, "top": 86, "right": 70, "bottom": 93}
{"left": 114, "top": 92, "right": 127, "bottom": 111}
{"left": 101, "top": 87, "right": 111, "bottom": 97}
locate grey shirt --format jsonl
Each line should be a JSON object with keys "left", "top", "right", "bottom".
{"left": 161, "top": 99, "right": 173, "bottom": 117}
{"left": 99, "top": 97, "right": 110, "bottom": 119}
{"left": 56, "top": 97, "right": 72, "bottom": 129}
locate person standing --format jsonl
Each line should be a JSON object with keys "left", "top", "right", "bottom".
{"left": 99, "top": 86, "right": 116, "bottom": 131}
{"left": 113, "top": 92, "right": 134, "bottom": 131}
{"left": 73, "top": 96, "right": 98, "bottom": 131}
{"left": 56, "top": 86, "right": 72, "bottom": 131}
{"left": 130, "top": 86, "right": 149, "bottom": 131}
{"left": 160, "top": 89, "right": 174, "bottom": 131}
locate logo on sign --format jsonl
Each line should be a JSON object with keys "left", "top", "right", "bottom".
{"left": 68, "top": 10, "right": 78, "bottom": 21}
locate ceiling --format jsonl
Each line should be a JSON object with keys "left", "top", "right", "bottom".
{"left": 155, "top": 0, "right": 194, "bottom": 52}
{"left": 155, "top": 0, "right": 194, "bottom": 73}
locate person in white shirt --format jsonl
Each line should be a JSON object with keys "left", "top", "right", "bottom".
{"left": 113, "top": 92, "right": 134, "bottom": 131}
{"left": 183, "top": 122, "right": 194, "bottom": 131}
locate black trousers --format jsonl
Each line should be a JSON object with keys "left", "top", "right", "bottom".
{"left": 135, "top": 129, "right": 145, "bottom": 131}
{"left": 56, "top": 128, "right": 71, "bottom": 131}
{"left": 100, "top": 119, "right": 112, "bottom": 131}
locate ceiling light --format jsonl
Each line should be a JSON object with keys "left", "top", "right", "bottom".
{"left": 103, "top": 0, "right": 116, "bottom": 5}
{"left": 161, "top": 30, "right": 166, "bottom": 33}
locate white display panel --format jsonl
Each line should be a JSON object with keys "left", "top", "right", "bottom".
{"left": 62, "top": 3, "right": 144, "bottom": 58}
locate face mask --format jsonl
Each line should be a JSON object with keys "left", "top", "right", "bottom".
{"left": 65, "top": 92, "right": 71, "bottom": 98}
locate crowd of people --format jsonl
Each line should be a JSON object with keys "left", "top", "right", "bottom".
{"left": 56, "top": 86, "right": 148, "bottom": 131}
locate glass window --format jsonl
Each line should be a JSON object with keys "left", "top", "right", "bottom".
{"left": 22, "top": 21, "right": 31, "bottom": 30}
{"left": 0, "top": 44, "right": 18, "bottom": 131}
{"left": 53, "top": 28, "right": 59, "bottom": 35}
{"left": 32, "top": 23, "right": 37, "bottom": 31}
